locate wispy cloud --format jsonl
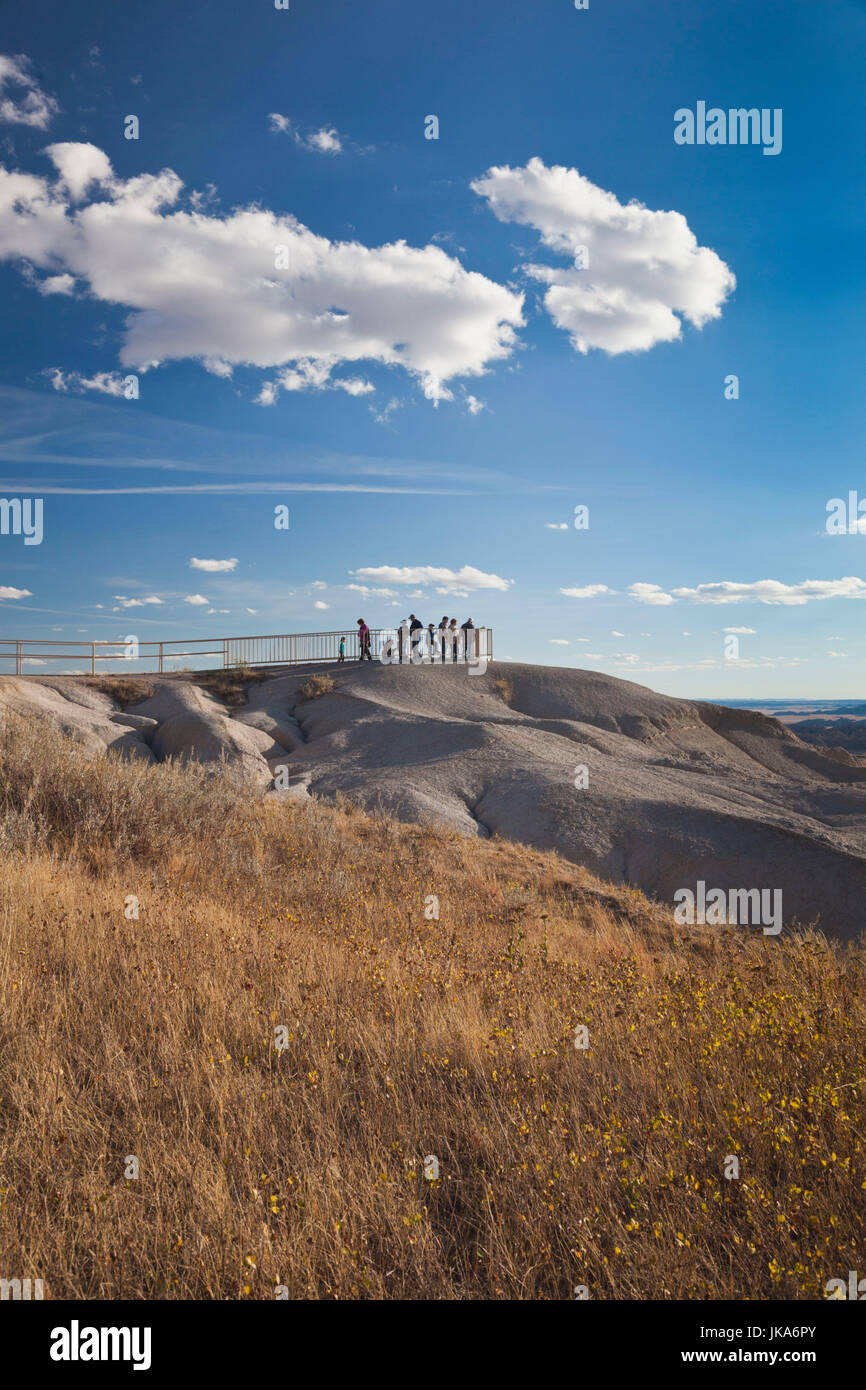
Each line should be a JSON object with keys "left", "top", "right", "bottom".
{"left": 0, "top": 53, "right": 58, "bottom": 129}
{"left": 269, "top": 113, "right": 344, "bottom": 154}
{"left": 352, "top": 565, "right": 512, "bottom": 594}
{"left": 189, "top": 557, "right": 238, "bottom": 573}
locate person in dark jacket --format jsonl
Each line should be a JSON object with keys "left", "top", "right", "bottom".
{"left": 438, "top": 615, "right": 449, "bottom": 663}
{"left": 460, "top": 617, "right": 474, "bottom": 663}
{"left": 409, "top": 613, "right": 423, "bottom": 661}
{"left": 357, "top": 617, "right": 372, "bottom": 661}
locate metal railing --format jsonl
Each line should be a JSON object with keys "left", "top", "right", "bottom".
{"left": 0, "top": 627, "right": 494, "bottom": 676}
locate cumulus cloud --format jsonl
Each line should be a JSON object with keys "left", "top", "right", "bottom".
{"left": 45, "top": 141, "right": 113, "bottom": 200}
{"left": 549, "top": 638, "right": 569, "bottom": 645}
{"left": 628, "top": 582, "right": 675, "bottom": 606}
{"left": 472, "top": 157, "right": 734, "bottom": 355}
{"left": 352, "top": 565, "right": 512, "bottom": 594}
{"left": 546, "top": 522, "right": 568, "bottom": 530}
{"left": 113, "top": 594, "right": 162, "bottom": 607}
{"left": 671, "top": 578, "right": 866, "bottom": 606}
{"left": 723, "top": 626, "right": 756, "bottom": 634}
{"left": 0, "top": 54, "right": 58, "bottom": 130}
{"left": 0, "top": 585, "right": 32, "bottom": 599}
{"left": 314, "top": 599, "right": 329, "bottom": 609}
{"left": 189, "top": 557, "right": 238, "bottom": 572}
{"left": 346, "top": 583, "right": 397, "bottom": 599}
{"left": 0, "top": 143, "right": 524, "bottom": 404}
{"left": 560, "top": 583, "right": 612, "bottom": 599}
{"left": 184, "top": 594, "right": 209, "bottom": 605}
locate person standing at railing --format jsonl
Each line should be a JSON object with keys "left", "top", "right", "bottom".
{"left": 438, "top": 615, "right": 449, "bottom": 663}
{"left": 460, "top": 617, "right": 474, "bottom": 664}
{"left": 357, "top": 618, "right": 372, "bottom": 661}
{"left": 409, "top": 613, "right": 423, "bottom": 661}
{"left": 448, "top": 617, "right": 459, "bottom": 662}
{"left": 338, "top": 636, "right": 346, "bottom": 663}
{"left": 426, "top": 622, "right": 436, "bottom": 662}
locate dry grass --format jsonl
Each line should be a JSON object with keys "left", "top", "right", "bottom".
{"left": 297, "top": 671, "right": 336, "bottom": 701}
{"left": 0, "top": 720, "right": 864, "bottom": 1300}
{"left": 85, "top": 677, "right": 156, "bottom": 708}
{"left": 190, "top": 667, "right": 269, "bottom": 708}
{"left": 493, "top": 676, "right": 514, "bottom": 705}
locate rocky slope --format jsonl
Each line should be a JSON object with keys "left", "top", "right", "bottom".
{"left": 3, "top": 661, "right": 866, "bottom": 939}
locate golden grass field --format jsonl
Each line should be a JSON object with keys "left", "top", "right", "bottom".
{"left": 0, "top": 711, "right": 863, "bottom": 1299}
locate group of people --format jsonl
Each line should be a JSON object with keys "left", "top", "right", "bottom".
{"left": 342, "top": 614, "right": 476, "bottom": 663}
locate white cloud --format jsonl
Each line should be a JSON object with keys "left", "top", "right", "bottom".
{"left": 371, "top": 396, "right": 402, "bottom": 425}
{"left": 672, "top": 578, "right": 866, "bottom": 606}
{"left": 269, "top": 113, "right": 343, "bottom": 155}
{"left": 611, "top": 629, "right": 624, "bottom": 636}
{"left": 245, "top": 607, "right": 256, "bottom": 614}
{"left": 113, "top": 594, "right": 162, "bottom": 607}
{"left": 0, "top": 585, "right": 32, "bottom": 599}
{"left": 311, "top": 580, "right": 327, "bottom": 589}
{"left": 0, "top": 143, "right": 524, "bottom": 404}
{"left": 560, "top": 583, "right": 611, "bottom": 599}
{"left": 346, "top": 583, "right": 397, "bottom": 599}
{"left": 46, "top": 368, "right": 125, "bottom": 396}
{"left": 723, "top": 626, "right": 756, "bottom": 634}
{"left": 189, "top": 557, "right": 238, "bottom": 572}
{"left": 546, "top": 522, "right": 568, "bottom": 530}
{"left": 184, "top": 594, "right": 209, "bottom": 605}
{"left": 306, "top": 127, "right": 342, "bottom": 155}
{"left": 472, "top": 157, "right": 735, "bottom": 355}
{"left": 549, "top": 638, "right": 569, "bottom": 645}
{"left": 583, "top": 651, "right": 640, "bottom": 666}
{"left": 45, "top": 141, "right": 113, "bottom": 200}
{"left": 464, "top": 393, "right": 485, "bottom": 415}
{"left": 0, "top": 54, "right": 58, "bottom": 130}
{"left": 37, "top": 273, "right": 75, "bottom": 296}
{"left": 628, "top": 582, "right": 675, "bottom": 606}
{"left": 352, "top": 565, "right": 512, "bottom": 594}
{"left": 314, "top": 600, "right": 329, "bottom": 609}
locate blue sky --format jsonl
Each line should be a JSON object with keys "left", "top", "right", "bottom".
{"left": 1, "top": 0, "right": 865, "bottom": 695}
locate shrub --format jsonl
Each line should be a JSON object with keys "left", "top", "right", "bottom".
{"left": 297, "top": 671, "right": 336, "bottom": 701}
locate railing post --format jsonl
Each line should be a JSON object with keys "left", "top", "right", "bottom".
{"left": 16, "top": 640, "right": 21, "bottom": 676}
{"left": 91, "top": 643, "right": 95, "bottom": 675}
{"left": 158, "top": 642, "right": 163, "bottom": 674}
